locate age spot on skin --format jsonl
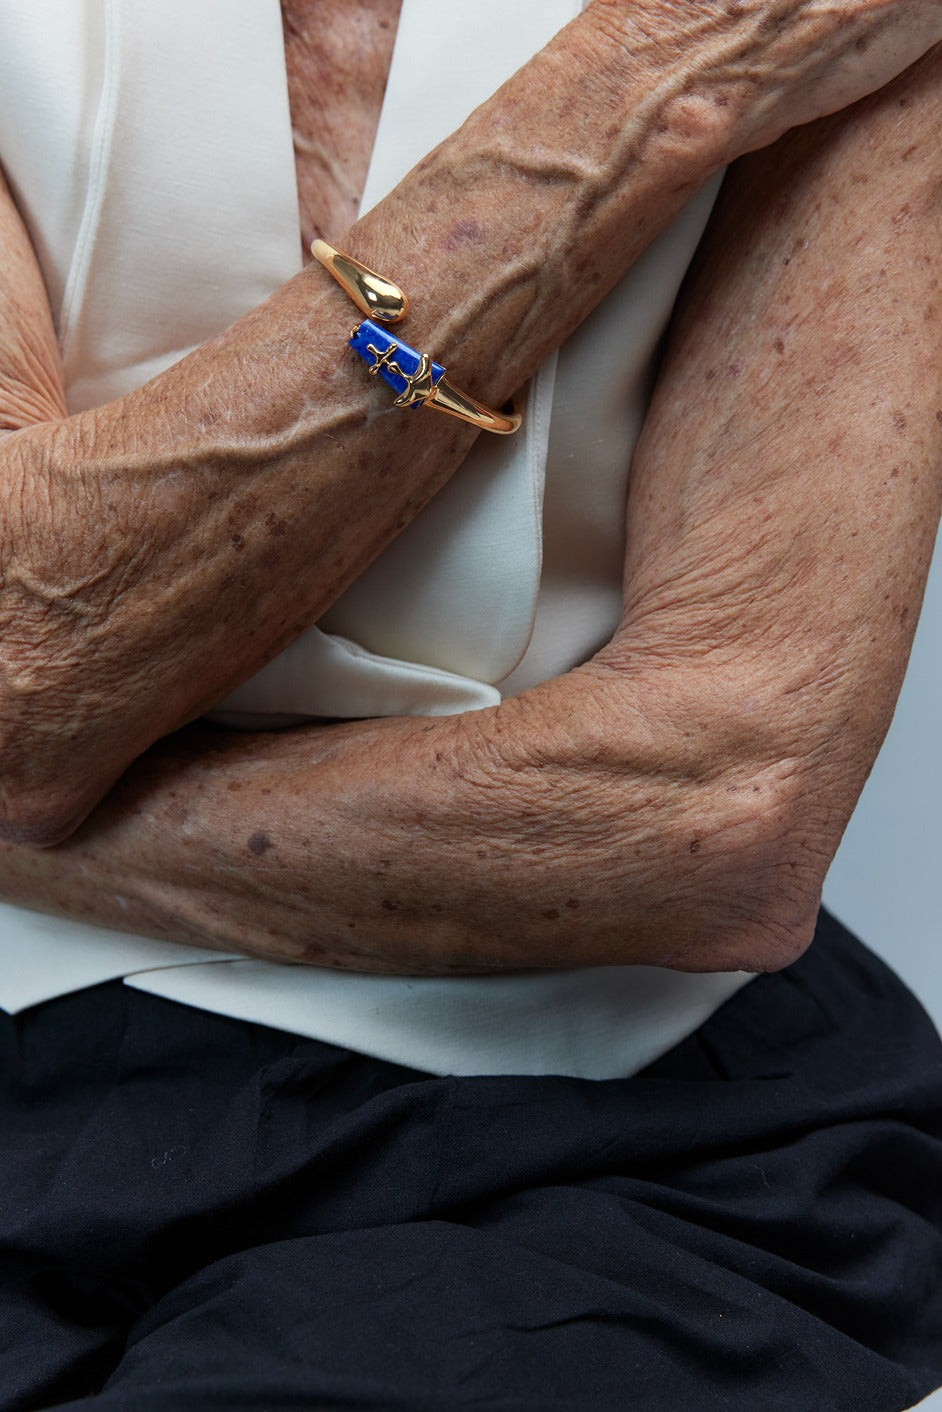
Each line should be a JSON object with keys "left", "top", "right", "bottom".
{"left": 443, "top": 218, "right": 485, "bottom": 251}
{"left": 892, "top": 411, "right": 907, "bottom": 434}
{"left": 231, "top": 534, "right": 245, "bottom": 551}
{"left": 543, "top": 908, "right": 561, "bottom": 921}
{"left": 689, "top": 839, "right": 702, "bottom": 854}
{"left": 773, "top": 337, "right": 785, "bottom": 356}
{"left": 247, "top": 832, "right": 273, "bottom": 856}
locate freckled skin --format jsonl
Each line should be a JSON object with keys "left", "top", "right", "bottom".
{"left": 282, "top": 0, "right": 402, "bottom": 251}
{"left": 0, "top": 6, "right": 941, "bottom": 964}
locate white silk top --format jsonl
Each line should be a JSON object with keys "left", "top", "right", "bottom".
{"left": 0, "top": 0, "right": 751, "bottom": 1077}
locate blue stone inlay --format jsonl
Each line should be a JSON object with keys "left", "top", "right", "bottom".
{"left": 349, "top": 319, "right": 444, "bottom": 403}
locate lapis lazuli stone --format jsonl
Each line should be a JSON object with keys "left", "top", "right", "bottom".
{"left": 349, "top": 319, "right": 444, "bottom": 404}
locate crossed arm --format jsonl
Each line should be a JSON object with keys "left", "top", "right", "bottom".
{"left": 1, "top": 7, "right": 941, "bottom": 974}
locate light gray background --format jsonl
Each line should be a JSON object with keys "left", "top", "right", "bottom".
{"left": 823, "top": 537, "right": 941, "bottom": 1037}
{"left": 822, "top": 533, "right": 941, "bottom": 1411}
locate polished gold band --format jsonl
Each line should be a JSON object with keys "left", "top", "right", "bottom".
{"left": 311, "top": 239, "right": 522, "bottom": 435}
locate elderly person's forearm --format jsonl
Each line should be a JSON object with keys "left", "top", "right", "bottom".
{"left": 2, "top": 1, "right": 941, "bottom": 849}
{"left": 5, "top": 49, "right": 942, "bottom": 974}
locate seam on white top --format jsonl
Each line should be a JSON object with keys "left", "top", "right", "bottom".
{"left": 59, "top": 0, "right": 121, "bottom": 373}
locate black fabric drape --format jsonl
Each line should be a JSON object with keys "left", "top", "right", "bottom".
{"left": 1, "top": 909, "right": 940, "bottom": 1411}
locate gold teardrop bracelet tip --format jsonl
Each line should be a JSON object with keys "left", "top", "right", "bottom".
{"left": 311, "top": 239, "right": 522, "bottom": 435}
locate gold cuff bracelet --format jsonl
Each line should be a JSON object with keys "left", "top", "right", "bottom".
{"left": 311, "top": 239, "right": 522, "bottom": 436}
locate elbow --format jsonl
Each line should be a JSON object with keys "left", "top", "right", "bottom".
{"left": 0, "top": 718, "right": 99, "bottom": 850}
{"left": 0, "top": 784, "right": 95, "bottom": 848}
{"left": 0, "top": 693, "right": 110, "bottom": 847}
{"left": 654, "top": 763, "right": 830, "bottom": 976}
{"left": 691, "top": 884, "right": 823, "bottom": 977}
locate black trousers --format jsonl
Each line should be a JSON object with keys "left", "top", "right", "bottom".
{"left": 1, "top": 909, "right": 941, "bottom": 1411}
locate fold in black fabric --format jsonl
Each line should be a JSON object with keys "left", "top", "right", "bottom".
{"left": 1, "top": 910, "right": 940, "bottom": 1411}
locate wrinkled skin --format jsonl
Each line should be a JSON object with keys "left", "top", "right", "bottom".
{"left": 0, "top": 2, "right": 940, "bottom": 973}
